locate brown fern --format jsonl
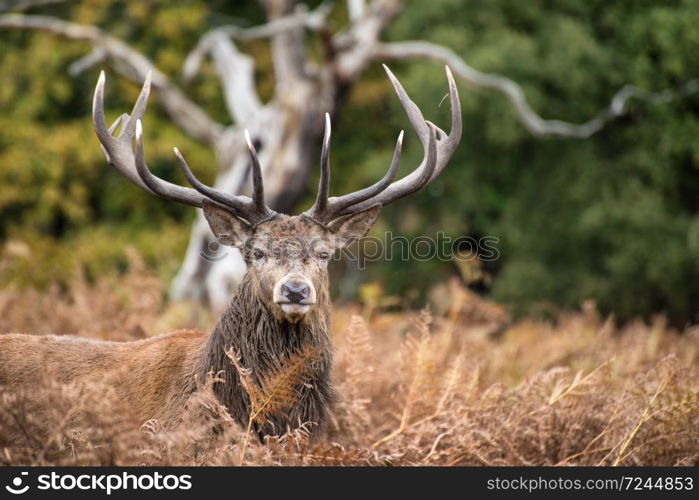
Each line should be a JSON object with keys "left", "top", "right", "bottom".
{"left": 227, "top": 346, "right": 321, "bottom": 462}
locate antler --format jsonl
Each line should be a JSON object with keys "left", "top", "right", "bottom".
{"left": 304, "top": 65, "right": 461, "bottom": 225}
{"left": 93, "top": 65, "right": 460, "bottom": 228}
{"left": 92, "top": 71, "right": 276, "bottom": 225}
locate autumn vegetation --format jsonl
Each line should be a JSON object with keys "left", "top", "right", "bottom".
{"left": 1, "top": 261, "right": 696, "bottom": 466}
{"left": 1, "top": 0, "right": 698, "bottom": 467}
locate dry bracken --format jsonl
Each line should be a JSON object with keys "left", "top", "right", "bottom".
{"left": 1, "top": 271, "right": 697, "bottom": 466}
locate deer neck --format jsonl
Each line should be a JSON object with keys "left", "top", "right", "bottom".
{"left": 198, "top": 273, "right": 333, "bottom": 435}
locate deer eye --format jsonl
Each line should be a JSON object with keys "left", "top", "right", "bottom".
{"left": 252, "top": 248, "right": 266, "bottom": 260}
{"left": 317, "top": 251, "right": 330, "bottom": 260}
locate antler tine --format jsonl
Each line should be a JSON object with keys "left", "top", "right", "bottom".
{"left": 108, "top": 113, "right": 129, "bottom": 135}
{"left": 173, "top": 147, "right": 239, "bottom": 210}
{"left": 92, "top": 71, "right": 110, "bottom": 139}
{"left": 342, "top": 65, "right": 459, "bottom": 211}
{"left": 93, "top": 71, "right": 154, "bottom": 191}
{"left": 305, "top": 65, "right": 461, "bottom": 224}
{"left": 441, "top": 65, "right": 463, "bottom": 170}
{"left": 93, "top": 72, "right": 276, "bottom": 223}
{"left": 133, "top": 120, "right": 204, "bottom": 207}
{"left": 244, "top": 130, "right": 268, "bottom": 216}
{"left": 328, "top": 129, "right": 403, "bottom": 216}
{"left": 313, "top": 113, "right": 332, "bottom": 214}
{"left": 173, "top": 145, "right": 275, "bottom": 223}
{"left": 92, "top": 71, "right": 117, "bottom": 164}
{"left": 92, "top": 71, "right": 201, "bottom": 205}
{"left": 362, "top": 122, "right": 437, "bottom": 207}
{"left": 123, "top": 70, "right": 152, "bottom": 138}
{"left": 332, "top": 122, "right": 436, "bottom": 217}
{"left": 382, "top": 64, "right": 430, "bottom": 141}
{"left": 305, "top": 123, "right": 404, "bottom": 222}
{"left": 95, "top": 113, "right": 128, "bottom": 163}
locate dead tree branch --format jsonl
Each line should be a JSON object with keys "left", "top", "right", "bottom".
{"left": 374, "top": 40, "right": 699, "bottom": 138}
{"left": 182, "top": 2, "right": 331, "bottom": 85}
{"left": 333, "top": 0, "right": 402, "bottom": 81}
{"left": 68, "top": 47, "right": 107, "bottom": 76}
{"left": 0, "top": 0, "right": 68, "bottom": 12}
{"left": 347, "top": 0, "right": 366, "bottom": 21}
{"left": 185, "top": 32, "right": 262, "bottom": 124}
{"left": 0, "top": 13, "right": 223, "bottom": 145}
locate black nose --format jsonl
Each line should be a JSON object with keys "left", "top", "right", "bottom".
{"left": 281, "top": 281, "right": 311, "bottom": 304}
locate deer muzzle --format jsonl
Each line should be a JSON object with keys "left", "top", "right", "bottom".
{"left": 273, "top": 274, "right": 316, "bottom": 319}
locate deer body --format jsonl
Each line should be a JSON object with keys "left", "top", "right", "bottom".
{"left": 0, "top": 235, "right": 333, "bottom": 435}
{"left": 0, "top": 65, "right": 460, "bottom": 440}
{"left": 0, "top": 329, "right": 206, "bottom": 425}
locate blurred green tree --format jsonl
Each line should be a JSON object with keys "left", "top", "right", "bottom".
{"left": 375, "top": 0, "right": 699, "bottom": 325}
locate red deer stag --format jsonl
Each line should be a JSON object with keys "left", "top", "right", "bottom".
{"left": 0, "top": 65, "right": 461, "bottom": 439}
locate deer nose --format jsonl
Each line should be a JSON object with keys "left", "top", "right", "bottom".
{"left": 281, "top": 280, "right": 311, "bottom": 304}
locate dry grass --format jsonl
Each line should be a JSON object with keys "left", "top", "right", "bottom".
{"left": 0, "top": 266, "right": 697, "bottom": 466}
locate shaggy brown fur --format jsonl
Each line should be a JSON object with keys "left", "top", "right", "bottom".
{"left": 198, "top": 276, "right": 333, "bottom": 438}
{"left": 0, "top": 329, "right": 205, "bottom": 426}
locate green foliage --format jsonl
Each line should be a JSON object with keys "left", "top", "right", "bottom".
{"left": 361, "top": 0, "right": 699, "bottom": 325}
{"left": 0, "top": 0, "right": 216, "bottom": 284}
{"left": 1, "top": 0, "right": 698, "bottom": 324}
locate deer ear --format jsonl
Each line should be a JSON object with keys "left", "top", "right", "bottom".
{"left": 202, "top": 200, "right": 253, "bottom": 248}
{"left": 328, "top": 204, "right": 382, "bottom": 249}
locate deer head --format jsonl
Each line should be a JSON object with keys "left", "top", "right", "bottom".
{"left": 92, "top": 65, "right": 461, "bottom": 322}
